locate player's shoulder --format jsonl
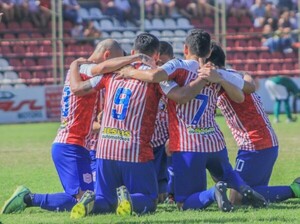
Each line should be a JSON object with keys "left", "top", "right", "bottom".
{"left": 161, "top": 58, "right": 198, "bottom": 73}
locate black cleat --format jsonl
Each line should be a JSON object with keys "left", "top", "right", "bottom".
{"left": 241, "top": 186, "right": 268, "bottom": 208}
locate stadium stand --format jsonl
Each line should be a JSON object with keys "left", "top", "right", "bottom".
{"left": 0, "top": 0, "right": 299, "bottom": 86}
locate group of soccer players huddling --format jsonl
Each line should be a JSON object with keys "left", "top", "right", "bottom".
{"left": 2, "top": 29, "right": 300, "bottom": 218}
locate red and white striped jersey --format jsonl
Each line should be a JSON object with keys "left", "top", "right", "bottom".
{"left": 217, "top": 92, "right": 278, "bottom": 151}
{"left": 54, "top": 64, "right": 99, "bottom": 148}
{"left": 150, "top": 96, "right": 169, "bottom": 148}
{"left": 90, "top": 63, "right": 162, "bottom": 162}
{"left": 160, "top": 59, "right": 226, "bottom": 153}
{"left": 86, "top": 89, "right": 106, "bottom": 151}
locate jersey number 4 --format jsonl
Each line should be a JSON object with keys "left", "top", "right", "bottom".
{"left": 112, "top": 87, "right": 132, "bottom": 120}
{"left": 191, "top": 94, "right": 208, "bottom": 125}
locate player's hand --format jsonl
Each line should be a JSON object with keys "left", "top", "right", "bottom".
{"left": 115, "top": 65, "right": 135, "bottom": 79}
{"left": 198, "top": 65, "right": 223, "bottom": 84}
{"left": 138, "top": 54, "right": 156, "bottom": 68}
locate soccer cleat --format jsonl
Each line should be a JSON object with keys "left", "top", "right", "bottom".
{"left": 241, "top": 186, "right": 268, "bottom": 208}
{"left": 70, "top": 190, "right": 95, "bottom": 219}
{"left": 214, "top": 181, "right": 234, "bottom": 212}
{"left": 164, "top": 194, "right": 175, "bottom": 205}
{"left": 1, "top": 186, "right": 31, "bottom": 214}
{"left": 290, "top": 177, "right": 300, "bottom": 198}
{"left": 116, "top": 185, "right": 132, "bottom": 216}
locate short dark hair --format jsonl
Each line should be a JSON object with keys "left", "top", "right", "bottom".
{"left": 185, "top": 29, "right": 211, "bottom": 58}
{"left": 133, "top": 32, "right": 160, "bottom": 56}
{"left": 159, "top": 41, "right": 174, "bottom": 58}
{"left": 206, "top": 42, "right": 225, "bottom": 67}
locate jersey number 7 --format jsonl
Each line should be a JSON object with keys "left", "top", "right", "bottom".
{"left": 191, "top": 94, "right": 208, "bottom": 125}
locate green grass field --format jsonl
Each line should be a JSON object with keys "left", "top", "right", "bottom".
{"left": 0, "top": 115, "right": 299, "bottom": 224}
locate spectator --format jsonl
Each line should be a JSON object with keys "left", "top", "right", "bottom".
{"left": 0, "top": 0, "right": 14, "bottom": 23}
{"left": 250, "top": 0, "right": 266, "bottom": 28}
{"left": 114, "top": 0, "right": 139, "bottom": 26}
{"left": 71, "top": 21, "right": 102, "bottom": 45}
{"left": 263, "top": 27, "right": 294, "bottom": 53}
{"left": 277, "top": 9, "right": 297, "bottom": 29}
{"left": 264, "top": 1, "right": 278, "bottom": 30}
{"left": 100, "top": 0, "right": 126, "bottom": 26}
{"left": 0, "top": 12, "right": 3, "bottom": 22}
{"left": 227, "top": 0, "right": 249, "bottom": 18}
{"left": 195, "top": 0, "right": 214, "bottom": 20}
{"left": 158, "top": 0, "right": 176, "bottom": 18}
{"left": 14, "top": 0, "right": 28, "bottom": 22}
{"left": 82, "top": 20, "right": 102, "bottom": 45}
{"left": 265, "top": 75, "right": 299, "bottom": 123}
{"left": 277, "top": 0, "right": 295, "bottom": 11}
{"left": 63, "top": 0, "right": 82, "bottom": 24}
{"left": 27, "top": 0, "right": 50, "bottom": 29}
{"left": 175, "top": 0, "right": 198, "bottom": 19}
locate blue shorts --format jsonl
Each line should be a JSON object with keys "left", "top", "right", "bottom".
{"left": 89, "top": 150, "right": 97, "bottom": 190}
{"left": 52, "top": 143, "right": 93, "bottom": 196}
{"left": 95, "top": 159, "right": 158, "bottom": 207}
{"left": 235, "top": 146, "right": 278, "bottom": 187}
{"left": 172, "top": 148, "right": 235, "bottom": 203}
{"left": 153, "top": 144, "right": 168, "bottom": 194}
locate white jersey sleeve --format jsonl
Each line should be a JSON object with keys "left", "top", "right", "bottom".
{"left": 159, "top": 80, "right": 178, "bottom": 95}
{"left": 217, "top": 69, "right": 244, "bottom": 90}
{"left": 89, "top": 76, "right": 103, "bottom": 88}
{"left": 79, "top": 64, "right": 98, "bottom": 77}
{"left": 160, "top": 58, "right": 183, "bottom": 76}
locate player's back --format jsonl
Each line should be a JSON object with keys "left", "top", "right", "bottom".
{"left": 217, "top": 92, "right": 278, "bottom": 150}
{"left": 161, "top": 59, "right": 226, "bottom": 153}
{"left": 54, "top": 64, "right": 99, "bottom": 148}
{"left": 95, "top": 63, "right": 162, "bottom": 162}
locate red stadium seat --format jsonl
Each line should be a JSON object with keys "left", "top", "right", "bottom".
{"left": 37, "top": 58, "right": 53, "bottom": 69}
{"left": 12, "top": 45, "right": 26, "bottom": 55}
{"left": 258, "top": 51, "right": 271, "bottom": 63}
{"left": 18, "top": 71, "right": 32, "bottom": 81}
{"left": 233, "top": 64, "right": 246, "bottom": 71}
{"left": 3, "top": 33, "right": 16, "bottom": 39}
{"left": 6, "top": 21, "right": 21, "bottom": 31}
{"left": 23, "top": 58, "right": 37, "bottom": 67}
{"left": 246, "top": 63, "right": 257, "bottom": 72}
{"left": 246, "top": 52, "right": 258, "bottom": 62}
{"left": 0, "top": 45, "right": 12, "bottom": 54}
{"left": 233, "top": 52, "right": 246, "bottom": 62}
{"left": 9, "top": 58, "right": 22, "bottom": 67}
{"left": 227, "top": 16, "right": 239, "bottom": 28}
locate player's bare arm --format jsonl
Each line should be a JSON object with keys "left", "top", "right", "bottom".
{"left": 199, "top": 66, "right": 245, "bottom": 103}
{"left": 91, "top": 54, "right": 153, "bottom": 76}
{"left": 70, "top": 58, "right": 97, "bottom": 96}
{"left": 166, "top": 77, "right": 207, "bottom": 104}
{"left": 242, "top": 72, "right": 256, "bottom": 94}
{"left": 116, "top": 67, "right": 169, "bottom": 82}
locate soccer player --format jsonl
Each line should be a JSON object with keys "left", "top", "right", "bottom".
{"left": 68, "top": 33, "right": 210, "bottom": 218}
{"left": 1, "top": 39, "right": 148, "bottom": 214}
{"left": 205, "top": 42, "right": 300, "bottom": 204}
{"left": 120, "top": 29, "right": 266, "bottom": 211}
{"left": 151, "top": 41, "right": 173, "bottom": 203}
{"left": 117, "top": 29, "right": 267, "bottom": 212}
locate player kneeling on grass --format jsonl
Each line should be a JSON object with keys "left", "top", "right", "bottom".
{"left": 205, "top": 42, "right": 300, "bottom": 206}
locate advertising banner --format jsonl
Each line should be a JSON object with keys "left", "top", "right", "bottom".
{"left": 0, "top": 86, "right": 47, "bottom": 123}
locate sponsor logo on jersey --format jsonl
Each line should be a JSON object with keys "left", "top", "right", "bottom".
{"left": 187, "top": 126, "right": 215, "bottom": 135}
{"left": 102, "top": 127, "right": 131, "bottom": 141}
